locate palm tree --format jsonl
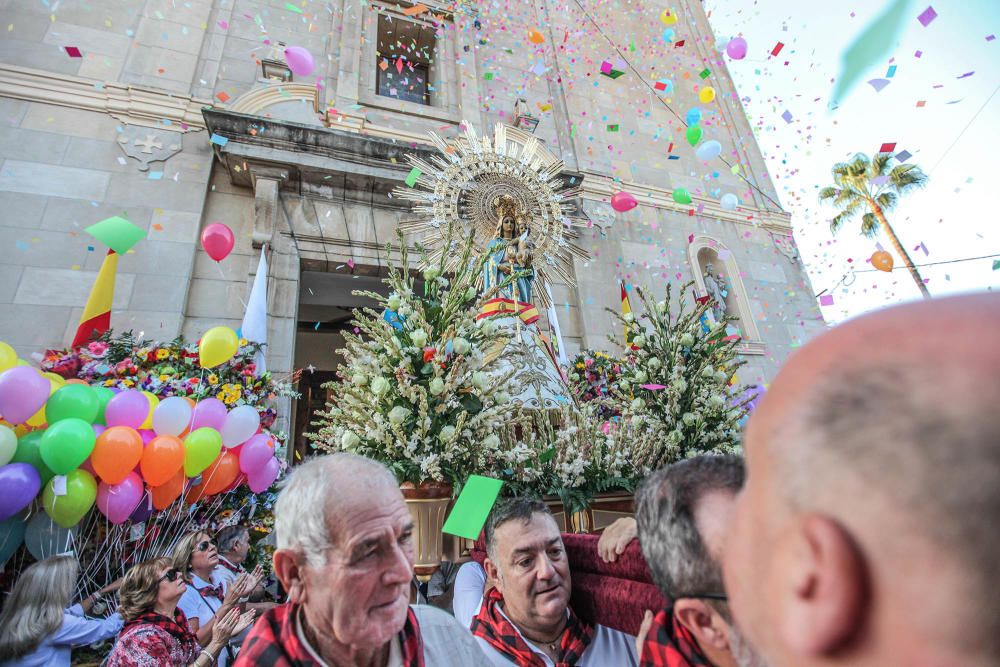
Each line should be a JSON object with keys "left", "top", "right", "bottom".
{"left": 819, "top": 152, "right": 930, "bottom": 298}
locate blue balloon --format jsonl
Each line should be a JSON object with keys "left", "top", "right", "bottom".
{"left": 0, "top": 514, "right": 26, "bottom": 566}
{"left": 686, "top": 107, "right": 702, "bottom": 126}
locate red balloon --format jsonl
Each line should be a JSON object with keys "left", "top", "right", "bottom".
{"left": 200, "top": 223, "right": 235, "bottom": 262}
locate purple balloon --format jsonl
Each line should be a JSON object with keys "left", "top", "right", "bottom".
{"left": 247, "top": 456, "right": 280, "bottom": 493}
{"left": 128, "top": 491, "right": 153, "bottom": 523}
{"left": 104, "top": 390, "right": 149, "bottom": 429}
{"left": 239, "top": 433, "right": 275, "bottom": 475}
{"left": 726, "top": 36, "right": 748, "bottom": 60}
{"left": 0, "top": 463, "right": 41, "bottom": 521}
{"left": 92, "top": 424, "right": 106, "bottom": 438}
{"left": 96, "top": 472, "right": 144, "bottom": 524}
{"left": 284, "top": 46, "right": 315, "bottom": 76}
{"left": 190, "top": 398, "right": 227, "bottom": 432}
{"left": 0, "top": 367, "right": 51, "bottom": 425}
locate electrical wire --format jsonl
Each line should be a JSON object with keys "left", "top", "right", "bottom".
{"left": 815, "top": 252, "right": 999, "bottom": 296}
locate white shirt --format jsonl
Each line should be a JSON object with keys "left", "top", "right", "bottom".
{"left": 453, "top": 561, "right": 638, "bottom": 667}
{"left": 177, "top": 572, "right": 232, "bottom": 667}
{"left": 0, "top": 604, "right": 122, "bottom": 667}
{"left": 213, "top": 556, "right": 243, "bottom": 589}
{"left": 294, "top": 604, "right": 486, "bottom": 666}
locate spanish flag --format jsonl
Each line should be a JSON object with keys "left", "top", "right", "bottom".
{"left": 72, "top": 250, "right": 118, "bottom": 347}
{"left": 620, "top": 282, "right": 635, "bottom": 347}
{"left": 477, "top": 297, "right": 540, "bottom": 325}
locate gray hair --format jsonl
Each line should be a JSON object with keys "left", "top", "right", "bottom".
{"left": 0, "top": 555, "right": 78, "bottom": 659}
{"left": 484, "top": 497, "right": 552, "bottom": 562}
{"left": 274, "top": 453, "right": 399, "bottom": 568}
{"left": 635, "top": 455, "right": 744, "bottom": 604}
{"left": 215, "top": 525, "right": 249, "bottom": 554}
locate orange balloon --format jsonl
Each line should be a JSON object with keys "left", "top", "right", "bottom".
{"left": 528, "top": 29, "right": 545, "bottom": 44}
{"left": 65, "top": 379, "right": 88, "bottom": 385}
{"left": 187, "top": 451, "right": 241, "bottom": 502}
{"left": 152, "top": 469, "right": 185, "bottom": 510}
{"left": 141, "top": 435, "right": 185, "bottom": 487}
{"left": 92, "top": 426, "right": 143, "bottom": 484}
{"left": 871, "top": 250, "right": 894, "bottom": 272}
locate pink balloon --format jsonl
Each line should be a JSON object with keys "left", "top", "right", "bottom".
{"left": 80, "top": 457, "right": 98, "bottom": 478}
{"left": 190, "top": 398, "right": 228, "bottom": 432}
{"left": 610, "top": 191, "right": 638, "bottom": 213}
{"left": 247, "top": 456, "right": 280, "bottom": 493}
{"left": 0, "top": 367, "right": 51, "bottom": 425}
{"left": 284, "top": 46, "right": 315, "bottom": 76}
{"left": 239, "top": 433, "right": 275, "bottom": 475}
{"left": 200, "top": 223, "right": 235, "bottom": 262}
{"left": 726, "top": 36, "right": 748, "bottom": 60}
{"left": 96, "top": 472, "right": 144, "bottom": 524}
{"left": 139, "top": 429, "right": 156, "bottom": 446}
{"left": 104, "top": 390, "right": 149, "bottom": 429}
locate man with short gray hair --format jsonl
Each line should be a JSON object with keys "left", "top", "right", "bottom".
{"left": 235, "top": 453, "right": 485, "bottom": 666}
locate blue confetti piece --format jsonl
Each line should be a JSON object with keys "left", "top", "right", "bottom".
{"left": 210, "top": 133, "right": 229, "bottom": 147}
{"left": 15, "top": 241, "right": 29, "bottom": 251}
{"left": 148, "top": 171, "right": 163, "bottom": 180}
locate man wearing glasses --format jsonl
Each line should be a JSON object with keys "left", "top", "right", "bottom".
{"left": 599, "top": 455, "right": 767, "bottom": 667}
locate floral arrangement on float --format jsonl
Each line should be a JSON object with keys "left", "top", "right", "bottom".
{"left": 599, "top": 281, "right": 758, "bottom": 470}
{"left": 307, "top": 231, "right": 516, "bottom": 490}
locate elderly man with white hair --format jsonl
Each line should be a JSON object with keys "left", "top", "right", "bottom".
{"left": 234, "top": 453, "right": 485, "bottom": 666}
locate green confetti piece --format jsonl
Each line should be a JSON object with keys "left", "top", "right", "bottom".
{"left": 85, "top": 216, "right": 146, "bottom": 254}
{"left": 607, "top": 124, "right": 619, "bottom": 132}
{"left": 442, "top": 475, "right": 503, "bottom": 540}
{"left": 993, "top": 259, "right": 1000, "bottom": 271}
{"left": 730, "top": 163, "right": 741, "bottom": 175}
{"left": 483, "top": 72, "right": 494, "bottom": 80}
{"left": 830, "top": 0, "right": 912, "bottom": 105}
{"left": 699, "top": 68, "right": 711, "bottom": 79}
{"left": 285, "top": 2, "right": 303, "bottom": 13}
{"left": 629, "top": 38, "right": 636, "bottom": 52}
{"left": 405, "top": 167, "right": 421, "bottom": 187}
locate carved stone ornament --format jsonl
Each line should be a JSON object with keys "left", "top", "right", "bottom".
{"left": 117, "top": 127, "right": 182, "bottom": 171}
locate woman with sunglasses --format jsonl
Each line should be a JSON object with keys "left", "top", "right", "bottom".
{"left": 172, "top": 531, "right": 259, "bottom": 666}
{"left": 106, "top": 557, "right": 254, "bottom": 667}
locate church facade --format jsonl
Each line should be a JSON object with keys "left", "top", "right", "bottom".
{"left": 0, "top": 0, "right": 824, "bottom": 455}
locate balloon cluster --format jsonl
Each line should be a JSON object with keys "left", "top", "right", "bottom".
{"left": 0, "top": 348, "right": 281, "bottom": 535}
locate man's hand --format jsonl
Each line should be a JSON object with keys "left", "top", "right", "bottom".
{"left": 597, "top": 517, "right": 638, "bottom": 563}
{"left": 635, "top": 609, "right": 653, "bottom": 658}
{"left": 223, "top": 573, "right": 249, "bottom": 606}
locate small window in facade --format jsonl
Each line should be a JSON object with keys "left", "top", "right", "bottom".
{"left": 375, "top": 11, "right": 435, "bottom": 106}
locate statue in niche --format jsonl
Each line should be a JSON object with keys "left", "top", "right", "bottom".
{"left": 482, "top": 195, "right": 535, "bottom": 304}
{"left": 702, "top": 262, "right": 729, "bottom": 322}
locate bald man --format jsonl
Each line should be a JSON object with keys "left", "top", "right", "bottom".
{"left": 723, "top": 294, "right": 1000, "bottom": 667}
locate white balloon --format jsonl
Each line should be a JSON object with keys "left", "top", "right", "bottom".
{"left": 0, "top": 425, "right": 15, "bottom": 466}
{"left": 720, "top": 193, "right": 739, "bottom": 210}
{"left": 220, "top": 404, "right": 261, "bottom": 448}
{"left": 695, "top": 140, "right": 722, "bottom": 161}
{"left": 151, "top": 396, "right": 193, "bottom": 437}
{"left": 24, "top": 512, "right": 77, "bottom": 560}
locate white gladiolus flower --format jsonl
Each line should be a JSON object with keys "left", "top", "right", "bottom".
{"left": 388, "top": 406, "right": 410, "bottom": 425}
{"left": 453, "top": 337, "right": 471, "bottom": 355}
{"left": 439, "top": 425, "right": 456, "bottom": 442}
{"left": 409, "top": 329, "right": 428, "bottom": 347}
{"left": 341, "top": 430, "right": 360, "bottom": 448}
{"left": 465, "top": 286, "right": 477, "bottom": 301}
{"left": 371, "top": 377, "right": 390, "bottom": 396}
{"left": 429, "top": 378, "right": 445, "bottom": 395}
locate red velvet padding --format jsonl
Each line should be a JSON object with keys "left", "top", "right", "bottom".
{"left": 468, "top": 532, "right": 668, "bottom": 636}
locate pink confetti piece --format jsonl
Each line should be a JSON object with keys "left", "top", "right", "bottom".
{"left": 819, "top": 294, "right": 835, "bottom": 306}
{"left": 64, "top": 46, "right": 82, "bottom": 58}
{"left": 917, "top": 6, "right": 937, "bottom": 27}
{"left": 867, "top": 78, "right": 891, "bottom": 92}
{"left": 640, "top": 384, "right": 667, "bottom": 391}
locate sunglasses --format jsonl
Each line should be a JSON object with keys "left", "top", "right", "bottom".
{"left": 197, "top": 540, "right": 214, "bottom": 552}
{"left": 676, "top": 592, "right": 728, "bottom": 602}
{"left": 159, "top": 568, "right": 182, "bottom": 583}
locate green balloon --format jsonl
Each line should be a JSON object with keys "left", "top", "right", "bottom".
{"left": 93, "top": 387, "right": 114, "bottom": 425}
{"left": 12, "top": 431, "right": 55, "bottom": 486}
{"left": 39, "top": 418, "right": 96, "bottom": 475}
{"left": 672, "top": 188, "right": 692, "bottom": 205}
{"left": 184, "top": 427, "right": 222, "bottom": 477}
{"left": 686, "top": 125, "right": 702, "bottom": 146}
{"left": 43, "top": 469, "right": 97, "bottom": 528}
{"left": 45, "top": 384, "right": 99, "bottom": 424}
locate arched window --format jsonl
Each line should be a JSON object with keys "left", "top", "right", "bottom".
{"left": 687, "top": 235, "right": 765, "bottom": 355}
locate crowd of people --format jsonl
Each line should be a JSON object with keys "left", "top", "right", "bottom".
{"left": 0, "top": 295, "right": 996, "bottom": 666}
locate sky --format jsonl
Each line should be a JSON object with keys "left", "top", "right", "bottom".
{"left": 703, "top": 0, "right": 1000, "bottom": 323}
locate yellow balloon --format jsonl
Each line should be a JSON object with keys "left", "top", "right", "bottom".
{"left": 43, "top": 372, "right": 66, "bottom": 387}
{"left": 699, "top": 86, "right": 716, "bottom": 104}
{"left": 0, "top": 342, "right": 15, "bottom": 372}
{"left": 27, "top": 405, "right": 46, "bottom": 427}
{"left": 660, "top": 9, "right": 677, "bottom": 25}
{"left": 16, "top": 359, "right": 29, "bottom": 366}
{"left": 140, "top": 391, "right": 160, "bottom": 430}
{"left": 199, "top": 326, "right": 239, "bottom": 369}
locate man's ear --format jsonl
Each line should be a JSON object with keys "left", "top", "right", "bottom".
{"left": 674, "top": 599, "right": 729, "bottom": 651}
{"left": 483, "top": 557, "right": 502, "bottom": 595}
{"left": 273, "top": 549, "right": 307, "bottom": 605}
{"left": 778, "top": 513, "right": 867, "bottom": 657}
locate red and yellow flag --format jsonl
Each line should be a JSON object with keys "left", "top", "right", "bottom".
{"left": 72, "top": 250, "right": 118, "bottom": 347}
{"left": 620, "top": 282, "right": 634, "bottom": 346}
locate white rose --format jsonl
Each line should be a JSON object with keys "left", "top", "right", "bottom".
{"left": 387, "top": 294, "right": 401, "bottom": 311}
{"left": 479, "top": 318, "right": 497, "bottom": 335}
{"left": 715, "top": 371, "right": 728, "bottom": 383}
{"left": 708, "top": 395, "right": 726, "bottom": 409}
{"left": 656, "top": 300, "right": 667, "bottom": 314}
{"left": 496, "top": 391, "right": 510, "bottom": 403}
{"left": 634, "top": 370, "right": 648, "bottom": 384}
{"left": 424, "top": 267, "right": 441, "bottom": 281}
{"left": 633, "top": 335, "right": 646, "bottom": 348}
{"left": 648, "top": 357, "right": 662, "bottom": 369}
{"left": 630, "top": 397, "right": 644, "bottom": 411}
{"left": 465, "top": 286, "right": 477, "bottom": 301}
{"left": 682, "top": 412, "right": 697, "bottom": 425}
{"left": 483, "top": 434, "right": 500, "bottom": 450}
{"left": 371, "top": 377, "right": 390, "bottom": 396}
{"left": 453, "top": 337, "right": 471, "bottom": 355}
{"left": 438, "top": 425, "right": 456, "bottom": 442}
{"left": 472, "top": 371, "right": 488, "bottom": 390}
{"left": 679, "top": 333, "right": 695, "bottom": 347}
{"left": 673, "top": 378, "right": 688, "bottom": 393}
{"left": 437, "top": 276, "right": 450, "bottom": 288}
{"left": 409, "top": 329, "right": 428, "bottom": 347}
{"left": 388, "top": 406, "right": 410, "bottom": 425}
{"left": 570, "top": 372, "right": 580, "bottom": 381}
{"left": 429, "top": 378, "right": 445, "bottom": 395}
{"left": 624, "top": 313, "right": 635, "bottom": 323}
{"left": 702, "top": 366, "right": 716, "bottom": 378}
{"left": 352, "top": 373, "right": 367, "bottom": 387}
{"left": 341, "top": 430, "right": 360, "bottom": 448}
{"left": 398, "top": 303, "right": 412, "bottom": 316}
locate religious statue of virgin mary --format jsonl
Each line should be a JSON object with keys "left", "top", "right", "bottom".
{"left": 482, "top": 195, "right": 535, "bottom": 305}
